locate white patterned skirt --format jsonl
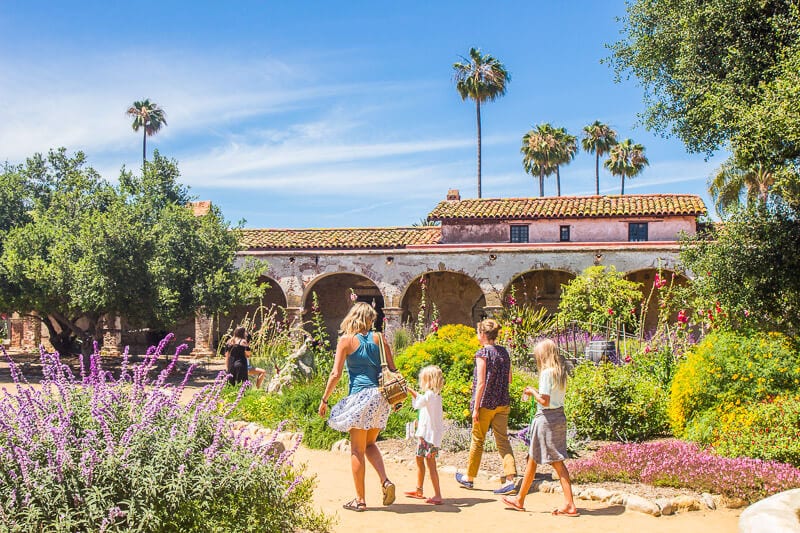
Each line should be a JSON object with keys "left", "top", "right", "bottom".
{"left": 328, "top": 387, "right": 391, "bottom": 432}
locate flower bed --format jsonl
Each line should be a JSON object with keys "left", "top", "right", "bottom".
{"left": 569, "top": 439, "right": 800, "bottom": 502}
{"left": 0, "top": 337, "right": 329, "bottom": 532}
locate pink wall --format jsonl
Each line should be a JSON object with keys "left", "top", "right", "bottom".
{"left": 441, "top": 216, "right": 697, "bottom": 244}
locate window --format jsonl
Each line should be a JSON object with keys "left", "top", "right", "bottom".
{"left": 560, "top": 225, "right": 570, "bottom": 242}
{"left": 510, "top": 225, "right": 529, "bottom": 243}
{"left": 628, "top": 222, "right": 649, "bottom": 242}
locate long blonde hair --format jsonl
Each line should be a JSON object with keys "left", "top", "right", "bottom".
{"left": 419, "top": 365, "right": 444, "bottom": 394}
{"left": 533, "top": 339, "right": 567, "bottom": 390}
{"left": 339, "top": 301, "right": 378, "bottom": 335}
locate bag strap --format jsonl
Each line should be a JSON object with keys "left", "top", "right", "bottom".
{"left": 376, "top": 332, "right": 389, "bottom": 370}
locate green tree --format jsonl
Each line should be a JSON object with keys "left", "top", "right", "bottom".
{"left": 680, "top": 203, "right": 800, "bottom": 336}
{"left": 607, "top": 0, "right": 800, "bottom": 199}
{"left": 604, "top": 139, "right": 648, "bottom": 195}
{"left": 521, "top": 123, "right": 558, "bottom": 197}
{"left": 557, "top": 266, "right": 642, "bottom": 332}
{"left": 709, "top": 159, "right": 776, "bottom": 218}
{"left": 453, "top": 48, "right": 510, "bottom": 198}
{"left": 0, "top": 149, "right": 263, "bottom": 354}
{"left": 582, "top": 121, "right": 618, "bottom": 195}
{"left": 553, "top": 127, "right": 578, "bottom": 197}
{"left": 127, "top": 99, "right": 168, "bottom": 167}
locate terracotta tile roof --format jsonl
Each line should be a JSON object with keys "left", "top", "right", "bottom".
{"left": 238, "top": 227, "right": 442, "bottom": 250}
{"left": 188, "top": 201, "right": 212, "bottom": 217}
{"left": 428, "top": 194, "right": 707, "bottom": 221}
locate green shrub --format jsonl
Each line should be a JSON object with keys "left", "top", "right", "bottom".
{"left": 669, "top": 331, "right": 800, "bottom": 436}
{"left": 707, "top": 395, "right": 800, "bottom": 467}
{"left": 566, "top": 361, "right": 670, "bottom": 441}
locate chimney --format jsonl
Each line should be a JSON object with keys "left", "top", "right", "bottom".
{"left": 446, "top": 189, "right": 461, "bottom": 201}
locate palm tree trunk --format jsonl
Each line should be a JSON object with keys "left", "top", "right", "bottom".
{"left": 595, "top": 154, "right": 600, "bottom": 195}
{"left": 556, "top": 166, "right": 561, "bottom": 197}
{"left": 142, "top": 129, "right": 147, "bottom": 167}
{"left": 539, "top": 169, "right": 544, "bottom": 197}
{"left": 476, "top": 101, "right": 482, "bottom": 198}
{"left": 621, "top": 176, "right": 625, "bottom": 195}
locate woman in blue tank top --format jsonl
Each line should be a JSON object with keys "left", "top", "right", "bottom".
{"left": 318, "top": 302, "right": 398, "bottom": 512}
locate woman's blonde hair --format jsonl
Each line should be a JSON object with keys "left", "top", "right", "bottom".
{"left": 339, "top": 301, "right": 378, "bottom": 335}
{"left": 476, "top": 318, "right": 502, "bottom": 341}
{"left": 418, "top": 365, "right": 444, "bottom": 394}
{"left": 533, "top": 339, "right": 567, "bottom": 390}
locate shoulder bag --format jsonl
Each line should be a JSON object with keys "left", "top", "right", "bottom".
{"left": 376, "top": 333, "right": 408, "bottom": 411}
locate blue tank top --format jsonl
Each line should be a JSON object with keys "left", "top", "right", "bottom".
{"left": 346, "top": 332, "right": 381, "bottom": 395}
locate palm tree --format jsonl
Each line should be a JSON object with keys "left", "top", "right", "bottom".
{"left": 553, "top": 127, "right": 578, "bottom": 197}
{"left": 521, "top": 123, "right": 559, "bottom": 197}
{"left": 604, "top": 139, "right": 648, "bottom": 195}
{"left": 453, "top": 48, "right": 510, "bottom": 198}
{"left": 709, "top": 159, "right": 775, "bottom": 217}
{"left": 582, "top": 121, "right": 618, "bottom": 195}
{"left": 126, "top": 99, "right": 167, "bottom": 167}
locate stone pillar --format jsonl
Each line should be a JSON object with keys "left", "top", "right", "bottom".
{"left": 284, "top": 306, "right": 304, "bottom": 330}
{"left": 9, "top": 313, "right": 24, "bottom": 349}
{"left": 382, "top": 307, "right": 403, "bottom": 343}
{"left": 22, "top": 315, "right": 40, "bottom": 350}
{"left": 100, "top": 315, "right": 123, "bottom": 356}
{"left": 192, "top": 312, "right": 215, "bottom": 357}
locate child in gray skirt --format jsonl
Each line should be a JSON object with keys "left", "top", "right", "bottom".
{"left": 501, "top": 339, "right": 579, "bottom": 517}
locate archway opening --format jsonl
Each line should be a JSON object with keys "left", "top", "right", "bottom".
{"left": 401, "top": 271, "right": 485, "bottom": 328}
{"left": 214, "top": 276, "right": 288, "bottom": 344}
{"left": 503, "top": 270, "right": 576, "bottom": 315}
{"left": 303, "top": 273, "right": 384, "bottom": 339}
{"left": 624, "top": 269, "right": 690, "bottom": 333}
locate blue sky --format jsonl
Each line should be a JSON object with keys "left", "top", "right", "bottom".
{"left": 0, "top": 1, "right": 726, "bottom": 228}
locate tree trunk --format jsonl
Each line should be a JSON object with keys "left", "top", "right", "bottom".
{"left": 539, "top": 168, "right": 544, "bottom": 197}
{"left": 621, "top": 176, "right": 625, "bottom": 195}
{"left": 476, "top": 101, "right": 482, "bottom": 198}
{"left": 142, "top": 128, "right": 147, "bottom": 167}
{"left": 556, "top": 166, "right": 562, "bottom": 197}
{"left": 595, "top": 154, "right": 600, "bottom": 195}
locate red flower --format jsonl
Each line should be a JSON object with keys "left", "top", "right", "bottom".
{"left": 654, "top": 274, "right": 667, "bottom": 289}
{"left": 644, "top": 345, "right": 651, "bottom": 354}
{"left": 677, "top": 310, "right": 688, "bottom": 324}
{"left": 624, "top": 355, "right": 632, "bottom": 363}
{"left": 715, "top": 301, "right": 722, "bottom": 314}
{"left": 607, "top": 308, "right": 614, "bottom": 315}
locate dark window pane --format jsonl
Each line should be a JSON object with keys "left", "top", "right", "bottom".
{"left": 629, "top": 222, "right": 648, "bottom": 242}
{"left": 560, "top": 225, "right": 570, "bottom": 242}
{"left": 510, "top": 225, "right": 529, "bottom": 243}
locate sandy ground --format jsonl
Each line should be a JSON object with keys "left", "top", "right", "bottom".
{"left": 295, "top": 446, "right": 742, "bottom": 533}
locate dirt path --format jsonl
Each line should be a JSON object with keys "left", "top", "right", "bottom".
{"left": 295, "top": 446, "right": 742, "bottom": 533}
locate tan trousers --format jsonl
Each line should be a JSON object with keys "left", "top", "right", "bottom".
{"left": 467, "top": 405, "right": 516, "bottom": 479}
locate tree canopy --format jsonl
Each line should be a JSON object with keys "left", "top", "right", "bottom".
{"left": 608, "top": 0, "right": 800, "bottom": 204}
{"left": 0, "top": 149, "right": 262, "bottom": 353}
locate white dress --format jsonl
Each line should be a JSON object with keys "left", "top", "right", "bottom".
{"left": 413, "top": 390, "right": 444, "bottom": 447}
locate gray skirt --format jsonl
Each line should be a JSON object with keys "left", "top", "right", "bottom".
{"left": 528, "top": 407, "right": 568, "bottom": 465}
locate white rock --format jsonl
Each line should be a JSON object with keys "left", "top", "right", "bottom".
{"left": 626, "top": 494, "right": 662, "bottom": 517}
{"left": 656, "top": 498, "right": 675, "bottom": 516}
{"left": 588, "top": 488, "right": 614, "bottom": 502}
{"left": 701, "top": 493, "right": 716, "bottom": 510}
{"left": 739, "top": 488, "right": 800, "bottom": 533}
{"left": 610, "top": 493, "right": 627, "bottom": 505}
{"left": 331, "top": 438, "right": 349, "bottom": 453}
{"left": 673, "top": 495, "right": 702, "bottom": 511}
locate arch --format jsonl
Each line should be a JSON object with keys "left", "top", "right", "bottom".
{"left": 215, "top": 275, "right": 288, "bottom": 342}
{"left": 401, "top": 271, "right": 486, "bottom": 328}
{"left": 624, "top": 268, "right": 690, "bottom": 333}
{"left": 303, "top": 272, "right": 385, "bottom": 338}
{"left": 503, "top": 269, "right": 576, "bottom": 315}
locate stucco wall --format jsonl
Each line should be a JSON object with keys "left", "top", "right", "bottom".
{"left": 441, "top": 216, "right": 697, "bottom": 244}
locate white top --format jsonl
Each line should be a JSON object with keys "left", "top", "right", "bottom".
{"left": 537, "top": 367, "right": 566, "bottom": 413}
{"left": 412, "top": 390, "right": 444, "bottom": 447}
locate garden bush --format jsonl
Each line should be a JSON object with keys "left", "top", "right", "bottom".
{"left": 0, "top": 338, "right": 329, "bottom": 532}
{"left": 570, "top": 440, "right": 800, "bottom": 502}
{"left": 566, "top": 361, "right": 669, "bottom": 441}
{"left": 669, "top": 330, "right": 800, "bottom": 436}
{"left": 395, "top": 324, "right": 534, "bottom": 427}
{"left": 702, "top": 395, "right": 800, "bottom": 467}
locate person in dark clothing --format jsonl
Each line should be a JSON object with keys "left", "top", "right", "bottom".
{"left": 225, "top": 326, "right": 250, "bottom": 385}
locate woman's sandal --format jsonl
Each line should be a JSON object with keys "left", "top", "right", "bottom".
{"left": 382, "top": 479, "right": 396, "bottom": 506}
{"left": 552, "top": 508, "right": 580, "bottom": 517}
{"left": 342, "top": 498, "right": 366, "bottom": 512}
{"left": 502, "top": 496, "right": 526, "bottom": 512}
{"left": 403, "top": 487, "right": 425, "bottom": 499}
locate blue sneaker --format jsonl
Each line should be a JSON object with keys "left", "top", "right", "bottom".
{"left": 493, "top": 480, "right": 518, "bottom": 495}
{"left": 455, "top": 473, "right": 474, "bottom": 489}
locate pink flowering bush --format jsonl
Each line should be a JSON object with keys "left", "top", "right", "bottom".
{"left": 569, "top": 440, "right": 800, "bottom": 502}
{"left": 0, "top": 337, "right": 329, "bottom": 532}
